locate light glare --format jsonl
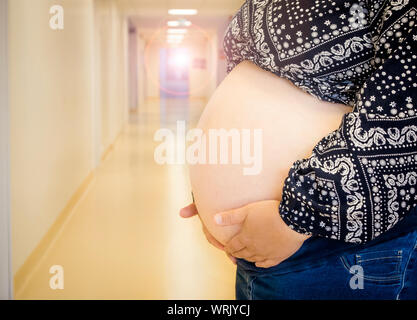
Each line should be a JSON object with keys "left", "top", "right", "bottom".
{"left": 167, "top": 20, "right": 192, "bottom": 27}
{"left": 169, "top": 49, "right": 190, "bottom": 68}
{"left": 167, "top": 29, "right": 187, "bottom": 34}
{"left": 167, "top": 21, "right": 180, "bottom": 27}
{"left": 167, "top": 39, "right": 182, "bottom": 45}
{"left": 167, "top": 34, "right": 184, "bottom": 40}
{"left": 168, "top": 9, "right": 198, "bottom": 16}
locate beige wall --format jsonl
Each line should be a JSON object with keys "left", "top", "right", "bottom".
{"left": 189, "top": 40, "right": 209, "bottom": 99}
{"left": 137, "top": 36, "right": 146, "bottom": 110}
{"left": 144, "top": 40, "right": 161, "bottom": 99}
{"left": 188, "top": 33, "right": 218, "bottom": 99}
{"left": 9, "top": 0, "right": 127, "bottom": 273}
{"left": 95, "top": 0, "right": 127, "bottom": 151}
{"left": 0, "top": 0, "right": 12, "bottom": 300}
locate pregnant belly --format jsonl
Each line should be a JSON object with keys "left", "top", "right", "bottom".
{"left": 189, "top": 61, "right": 351, "bottom": 245}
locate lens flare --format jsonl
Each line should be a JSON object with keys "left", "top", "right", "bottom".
{"left": 144, "top": 22, "right": 215, "bottom": 96}
{"left": 168, "top": 49, "right": 190, "bottom": 68}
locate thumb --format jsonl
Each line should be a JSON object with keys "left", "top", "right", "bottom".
{"left": 179, "top": 203, "right": 198, "bottom": 218}
{"left": 214, "top": 207, "right": 248, "bottom": 226}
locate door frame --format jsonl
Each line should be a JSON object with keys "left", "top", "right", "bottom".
{"left": 0, "top": 0, "right": 13, "bottom": 300}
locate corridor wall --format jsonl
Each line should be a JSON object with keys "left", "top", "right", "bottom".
{"left": 9, "top": 0, "right": 128, "bottom": 277}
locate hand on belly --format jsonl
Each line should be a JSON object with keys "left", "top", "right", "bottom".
{"left": 188, "top": 61, "right": 351, "bottom": 245}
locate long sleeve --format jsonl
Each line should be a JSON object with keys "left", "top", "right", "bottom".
{"left": 279, "top": 23, "right": 417, "bottom": 244}
{"left": 223, "top": 1, "right": 417, "bottom": 243}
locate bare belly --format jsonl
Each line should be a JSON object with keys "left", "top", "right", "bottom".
{"left": 188, "top": 61, "right": 351, "bottom": 244}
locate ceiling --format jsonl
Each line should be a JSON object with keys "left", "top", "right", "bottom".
{"left": 118, "top": 0, "right": 245, "bottom": 16}
{"left": 122, "top": 0, "right": 245, "bottom": 41}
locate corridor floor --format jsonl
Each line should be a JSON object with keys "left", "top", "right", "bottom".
{"left": 16, "top": 98, "right": 236, "bottom": 299}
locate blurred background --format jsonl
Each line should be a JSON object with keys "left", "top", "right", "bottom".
{"left": 3, "top": 0, "right": 245, "bottom": 299}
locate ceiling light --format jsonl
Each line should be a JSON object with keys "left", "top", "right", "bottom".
{"left": 167, "top": 20, "right": 180, "bottom": 27}
{"left": 167, "top": 34, "right": 184, "bottom": 40}
{"left": 167, "top": 20, "right": 192, "bottom": 27}
{"left": 168, "top": 9, "right": 198, "bottom": 16}
{"left": 167, "top": 29, "right": 187, "bottom": 34}
{"left": 167, "top": 38, "right": 182, "bottom": 44}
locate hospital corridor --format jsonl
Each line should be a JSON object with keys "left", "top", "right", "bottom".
{"left": 4, "top": 0, "right": 417, "bottom": 306}
{"left": 2, "top": 0, "right": 245, "bottom": 299}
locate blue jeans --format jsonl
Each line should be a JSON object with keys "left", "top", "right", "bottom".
{"left": 236, "top": 208, "right": 417, "bottom": 300}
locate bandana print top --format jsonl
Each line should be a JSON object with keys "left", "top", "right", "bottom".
{"left": 224, "top": 0, "right": 417, "bottom": 243}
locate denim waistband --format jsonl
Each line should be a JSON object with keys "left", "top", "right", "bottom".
{"left": 236, "top": 205, "right": 417, "bottom": 274}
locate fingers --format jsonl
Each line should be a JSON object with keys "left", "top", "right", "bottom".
{"left": 232, "top": 250, "right": 264, "bottom": 263}
{"left": 224, "top": 235, "right": 246, "bottom": 254}
{"left": 229, "top": 248, "right": 252, "bottom": 259}
{"left": 245, "top": 255, "right": 265, "bottom": 263}
{"left": 255, "top": 259, "right": 281, "bottom": 269}
{"left": 179, "top": 203, "right": 198, "bottom": 218}
{"left": 214, "top": 207, "right": 248, "bottom": 226}
{"left": 226, "top": 246, "right": 264, "bottom": 262}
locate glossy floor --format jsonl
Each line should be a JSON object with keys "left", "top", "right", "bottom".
{"left": 16, "top": 98, "right": 236, "bottom": 299}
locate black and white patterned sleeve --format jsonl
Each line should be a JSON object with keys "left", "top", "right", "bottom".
{"left": 222, "top": 0, "right": 417, "bottom": 244}
{"left": 279, "top": 32, "right": 417, "bottom": 244}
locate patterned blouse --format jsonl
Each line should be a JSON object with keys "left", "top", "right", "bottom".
{"left": 223, "top": 0, "right": 417, "bottom": 244}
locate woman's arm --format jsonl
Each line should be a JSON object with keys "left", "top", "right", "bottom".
{"left": 279, "top": 28, "right": 417, "bottom": 243}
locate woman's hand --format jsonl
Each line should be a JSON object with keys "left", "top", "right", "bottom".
{"left": 179, "top": 203, "right": 237, "bottom": 264}
{"left": 214, "top": 200, "right": 311, "bottom": 268}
